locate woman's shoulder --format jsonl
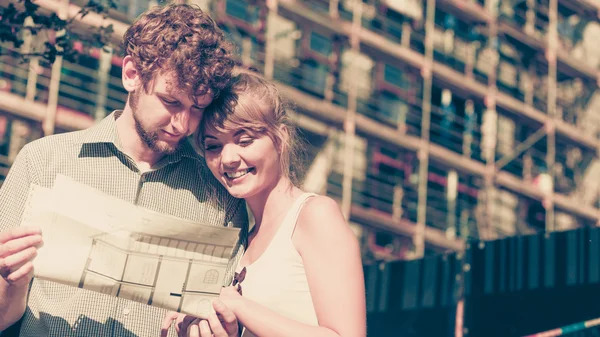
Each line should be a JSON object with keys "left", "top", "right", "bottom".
{"left": 296, "top": 194, "right": 349, "bottom": 238}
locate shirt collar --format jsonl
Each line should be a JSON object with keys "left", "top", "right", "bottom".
{"left": 78, "top": 110, "right": 201, "bottom": 165}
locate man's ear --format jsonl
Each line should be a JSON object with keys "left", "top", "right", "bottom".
{"left": 122, "top": 55, "right": 140, "bottom": 93}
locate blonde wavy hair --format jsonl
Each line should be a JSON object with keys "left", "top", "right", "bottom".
{"left": 198, "top": 69, "right": 305, "bottom": 185}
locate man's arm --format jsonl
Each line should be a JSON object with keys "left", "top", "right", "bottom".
{"left": 0, "top": 146, "right": 43, "bottom": 331}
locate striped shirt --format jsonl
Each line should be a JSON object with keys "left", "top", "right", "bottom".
{"left": 0, "top": 111, "right": 247, "bottom": 337}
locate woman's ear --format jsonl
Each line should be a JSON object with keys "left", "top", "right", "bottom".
{"left": 122, "top": 55, "right": 140, "bottom": 93}
{"left": 277, "top": 124, "right": 290, "bottom": 154}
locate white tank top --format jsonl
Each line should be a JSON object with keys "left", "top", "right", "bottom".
{"left": 238, "top": 193, "right": 319, "bottom": 337}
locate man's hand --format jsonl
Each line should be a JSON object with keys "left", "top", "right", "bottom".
{"left": 0, "top": 227, "right": 43, "bottom": 287}
{"left": 160, "top": 300, "right": 239, "bottom": 337}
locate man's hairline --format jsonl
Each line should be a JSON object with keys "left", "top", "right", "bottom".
{"left": 133, "top": 68, "right": 215, "bottom": 106}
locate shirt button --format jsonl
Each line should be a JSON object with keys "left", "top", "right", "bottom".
{"left": 123, "top": 308, "right": 130, "bottom": 316}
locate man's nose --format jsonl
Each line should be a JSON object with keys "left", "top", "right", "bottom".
{"left": 171, "top": 110, "right": 191, "bottom": 135}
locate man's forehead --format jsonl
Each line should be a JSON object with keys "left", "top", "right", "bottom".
{"left": 164, "top": 79, "right": 213, "bottom": 104}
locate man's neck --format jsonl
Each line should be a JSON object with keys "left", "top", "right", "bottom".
{"left": 115, "top": 109, "right": 163, "bottom": 171}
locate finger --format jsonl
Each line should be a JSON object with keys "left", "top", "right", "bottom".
{"left": 208, "top": 313, "right": 227, "bottom": 337}
{"left": 5, "top": 261, "right": 33, "bottom": 285}
{"left": 0, "top": 246, "right": 37, "bottom": 277}
{"left": 178, "top": 315, "right": 199, "bottom": 337}
{"left": 176, "top": 315, "right": 184, "bottom": 335}
{"left": 198, "top": 320, "right": 212, "bottom": 337}
{"left": 161, "top": 311, "right": 180, "bottom": 337}
{"left": 0, "top": 235, "right": 43, "bottom": 258}
{"left": 1, "top": 256, "right": 29, "bottom": 281}
{"left": 187, "top": 318, "right": 201, "bottom": 337}
{"left": 0, "top": 227, "right": 41, "bottom": 245}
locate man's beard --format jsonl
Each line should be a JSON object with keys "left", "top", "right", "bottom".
{"left": 130, "top": 91, "right": 182, "bottom": 155}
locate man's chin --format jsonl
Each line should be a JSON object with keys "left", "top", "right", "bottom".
{"left": 152, "top": 140, "right": 180, "bottom": 154}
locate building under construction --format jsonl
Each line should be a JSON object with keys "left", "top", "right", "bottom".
{"left": 1, "top": 0, "right": 600, "bottom": 334}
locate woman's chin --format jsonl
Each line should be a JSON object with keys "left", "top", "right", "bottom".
{"left": 226, "top": 187, "right": 252, "bottom": 199}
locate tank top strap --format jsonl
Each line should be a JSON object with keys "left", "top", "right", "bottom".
{"left": 276, "top": 192, "right": 317, "bottom": 241}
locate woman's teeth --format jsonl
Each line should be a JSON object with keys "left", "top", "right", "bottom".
{"left": 225, "top": 168, "right": 253, "bottom": 179}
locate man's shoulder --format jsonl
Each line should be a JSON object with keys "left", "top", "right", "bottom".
{"left": 23, "top": 130, "right": 86, "bottom": 154}
{"left": 18, "top": 130, "right": 88, "bottom": 173}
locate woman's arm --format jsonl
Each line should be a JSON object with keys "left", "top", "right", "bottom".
{"left": 220, "top": 195, "right": 366, "bottom": 337}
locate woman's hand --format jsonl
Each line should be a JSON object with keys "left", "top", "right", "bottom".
{"left": 160, "top": 299, "right": 240, "bottom": 337}
{"left": 219, "top": 286, "right": 243, "bottom": 313}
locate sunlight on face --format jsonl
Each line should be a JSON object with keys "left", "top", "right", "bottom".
{"left": 130, "top": 72, "right": 213, "bottom": 154}
{"left": 202, "top": 127, "right": 282, "bottom": 199}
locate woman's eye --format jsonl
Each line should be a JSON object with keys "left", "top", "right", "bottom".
{"left": 239, "top": 138, "right": 254, "bottom": 146}
{"left": 205, "top": 144, "right": 221, "bottom": 152}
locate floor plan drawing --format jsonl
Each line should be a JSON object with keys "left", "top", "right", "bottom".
{"left": 22, "top": 175, "right": 242, "bottom": 318}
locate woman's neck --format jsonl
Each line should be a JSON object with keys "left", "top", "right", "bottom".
{"left": 246, "top": 177, "right": 302, "bottom": 232}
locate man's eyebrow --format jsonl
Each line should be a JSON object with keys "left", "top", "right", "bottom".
{"left": 156, "top": 91, "right": 177, "bottom": 98}
{"left": 203, "top": 134, "right": 218, "bottom": 140}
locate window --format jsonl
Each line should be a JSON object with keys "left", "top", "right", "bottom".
{"left": 107, "top": 64, "right": 128, "bottom": 113}
{"left": 383, "top": 64, "right": 409, "bottom": 90}
{"left": 302, "top": 60, "right": 328, "bottom": 95}
{"left": 379, "top": 91, "right": 409, "bottom": 126}
{"left": 0, "top": 116, "right": 9, "bottom": 157}
{"left": 225, "top": 0, "right": 259, "bottom": 24}
{"left": 309, "top": 32, "right": 333, "bottom": 56}
{"left": 113, "top": 0, "right": 150, "bottom": 21}
{"left": 59, "top": 54, "right": 100, "bottom": 117}
{"left": 203, "top": 269, "right": 219, "bottom": 284}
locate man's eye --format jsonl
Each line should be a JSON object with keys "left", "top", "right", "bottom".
{"left": 162, "top": 98, "right": 178, "bottom": 105}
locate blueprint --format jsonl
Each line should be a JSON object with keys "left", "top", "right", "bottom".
{"left": 21, "top": 174, "right": 242, "bottom": 319}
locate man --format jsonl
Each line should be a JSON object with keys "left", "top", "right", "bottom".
{"left": 0, "top": 4, "right": 246, "bottom": 336}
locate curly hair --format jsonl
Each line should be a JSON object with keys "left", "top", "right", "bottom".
{"left": 198, "top": 69, "right": 306, "bottom": 186}
{"left": 123, "top": 4, "right": 234, "bottom": 97}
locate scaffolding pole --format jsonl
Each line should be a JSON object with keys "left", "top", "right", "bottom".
{"left": 340, "top": 0, "right": 362, "bottom": 220}
{"left": 483, "top": 7, "right": 499, "bottom": 241}
{"left": 546, "top": 0, "right": 558, "bottom": 233}
{"left": 94, "top": 46, "right": 113, "bottom": 122}
{"left": 329, "top": 0, "right": 339, "bottom": 20}
{"left": 8, "top": 16, "right": 38, "bottom": 162}
{"left": 24, "top": 17, "right": 39, "bottom": 103}
{"left": 42, "top": 0, "right": 69, "bottom": 137}
{"left": 264, "top": 0, "right": 278, "bottom": 80}
{"left": 414, "top": 0, "right": 436, "bottom": 258}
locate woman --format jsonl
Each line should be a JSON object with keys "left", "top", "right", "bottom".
{"left": 198, "top": 69, "right": 366, "bottom": 337}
